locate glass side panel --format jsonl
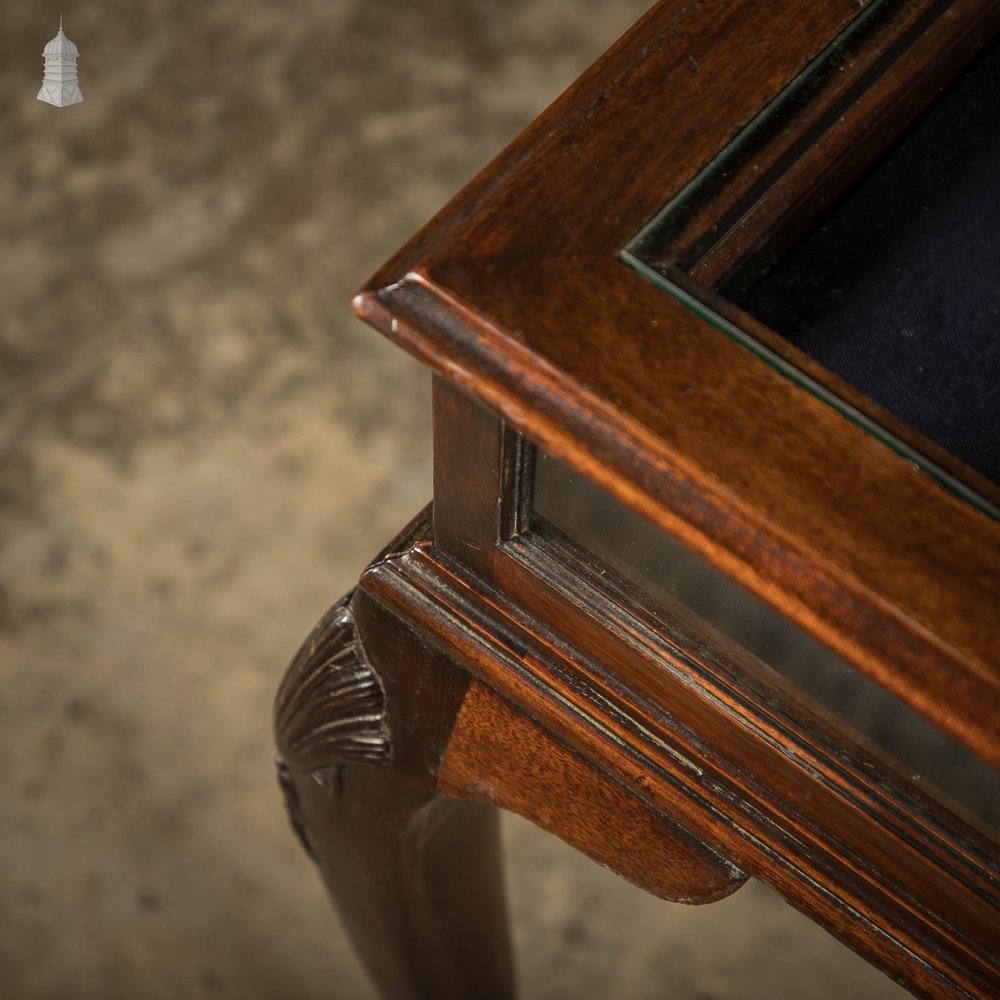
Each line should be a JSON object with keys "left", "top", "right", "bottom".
{"left": 625, "top": 15, "right": 1000, "bottom": 518}
{"left": 533, "top": 449, "right": 1000, "bottom": 834}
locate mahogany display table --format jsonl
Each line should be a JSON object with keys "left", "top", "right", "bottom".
{"left": 274, "top": 1, "right": 1000, "bottom": 996}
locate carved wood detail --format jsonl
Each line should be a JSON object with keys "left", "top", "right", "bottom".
{"left": 274, "top": 591, "right": 390, "bottom": 853}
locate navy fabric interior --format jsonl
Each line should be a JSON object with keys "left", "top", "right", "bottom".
{"left": 736, "top": 38, "right": 1000, "bottom": 488}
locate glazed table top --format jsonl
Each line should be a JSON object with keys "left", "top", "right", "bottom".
{"left": 356, "top": 0, "right": 1000, "bottom": 769}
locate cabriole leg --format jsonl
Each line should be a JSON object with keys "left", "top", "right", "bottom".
{"left": 275, "top": 587, "right": 514, "bottom": 1000}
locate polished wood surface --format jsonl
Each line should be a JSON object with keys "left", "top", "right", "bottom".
{"left": 355, "top": 0, "right": 1000, "bottom": 768}
{"left": 275, "top": 577, "right": 514, "bottom": 1000}
{"left": 276, "top": 2, "right": 1000, "bottom": 998}
{"left": 440, "top": 678, "right": 747, "bottom": 904}
{"left": 649, "top": 0, "right": 1000, "bottom": 294}
{"left": 360, "top": 508, "right": 1000, "bottom": 999}
{"left": 432, "top": 377, "right": 532, "bottom": 579}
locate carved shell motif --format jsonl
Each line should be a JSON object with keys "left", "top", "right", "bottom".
{"left": 274, "top": 591, "right": 391, "bottom": 785}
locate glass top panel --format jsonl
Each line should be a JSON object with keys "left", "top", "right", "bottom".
{"left": 534, "top": 449, "right": 1000, "bottom": 838}
{"left": 624, "top": 8, "right": 1000, "bottom": 519}
{"left": 734, "top": 37, "right": 1000, "bottom": 489}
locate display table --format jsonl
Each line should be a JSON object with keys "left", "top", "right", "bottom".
{"left": 274, "top": 1, "right": 1000, "bottom": 996}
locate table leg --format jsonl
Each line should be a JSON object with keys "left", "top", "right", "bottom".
{"left": 275, "top": 589, "right": 514, "bottom": 1000}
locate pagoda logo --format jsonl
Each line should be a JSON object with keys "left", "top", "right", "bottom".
{"left": 38, "top": 18, "right": 83, "bottom": 108}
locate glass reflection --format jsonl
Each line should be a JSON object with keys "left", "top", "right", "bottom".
{"left": 533, "top": 449, "right": 1000, "bottom": 833}
{"left": 733, "top": 36, "right": 1000, "bottom": 489}
{"left": 625, "top": 15, "right": 1000, "bottom": 514}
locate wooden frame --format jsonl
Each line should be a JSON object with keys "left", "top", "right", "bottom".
{"left": 275, "top": 2, "right": 1000, "bottom": 997}
{"left": 356, "top": 0, "right": 1000, "bottom": 762}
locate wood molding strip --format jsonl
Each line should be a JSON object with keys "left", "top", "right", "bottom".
{"left": 357, "top": 273, "right": 1000, "bottom": 770}
{"left": 360, "top": 529, "right": 1000, "bottom": 999}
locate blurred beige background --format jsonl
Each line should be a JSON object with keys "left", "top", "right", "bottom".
{"left": 1, "top": 3, "right": 907, "bottom": 997}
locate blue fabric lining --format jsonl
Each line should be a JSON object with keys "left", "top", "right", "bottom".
{"left": 737, "top": 37, "right": 1000, "bottom": 487}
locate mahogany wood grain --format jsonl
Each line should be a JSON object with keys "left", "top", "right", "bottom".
{"left": 360, "top": 511, "right": 1000, "bottom": 1000}
{"left": 274, "top": 579, "right": 513, "bottom": 1000}
{"left": 432, "top": 377, "right": 531, "bottom": 577}
{"left": 439, "top": 677, "right": 747, "bottom": 905}
{"left": 354, "top": 0, "right": 1000, "bottom": 768}
{"left": 640, "top": 0, "right": 1000, "bottom": 506}
{"left": 320, "top": 1, "right": 1000, "bottom": 997}
{"left": 663, "top": 0, "right": 1000, "bottom": 293}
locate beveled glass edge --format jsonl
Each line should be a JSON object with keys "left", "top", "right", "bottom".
{"left": 621, "top": 0, "right": 1000, "bottom": 522}
{"left": 627, "top": 0, "right": 898, "bottom": 270}
{"left": 619, "top": 252, "right": 1000, "bottom": 523}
